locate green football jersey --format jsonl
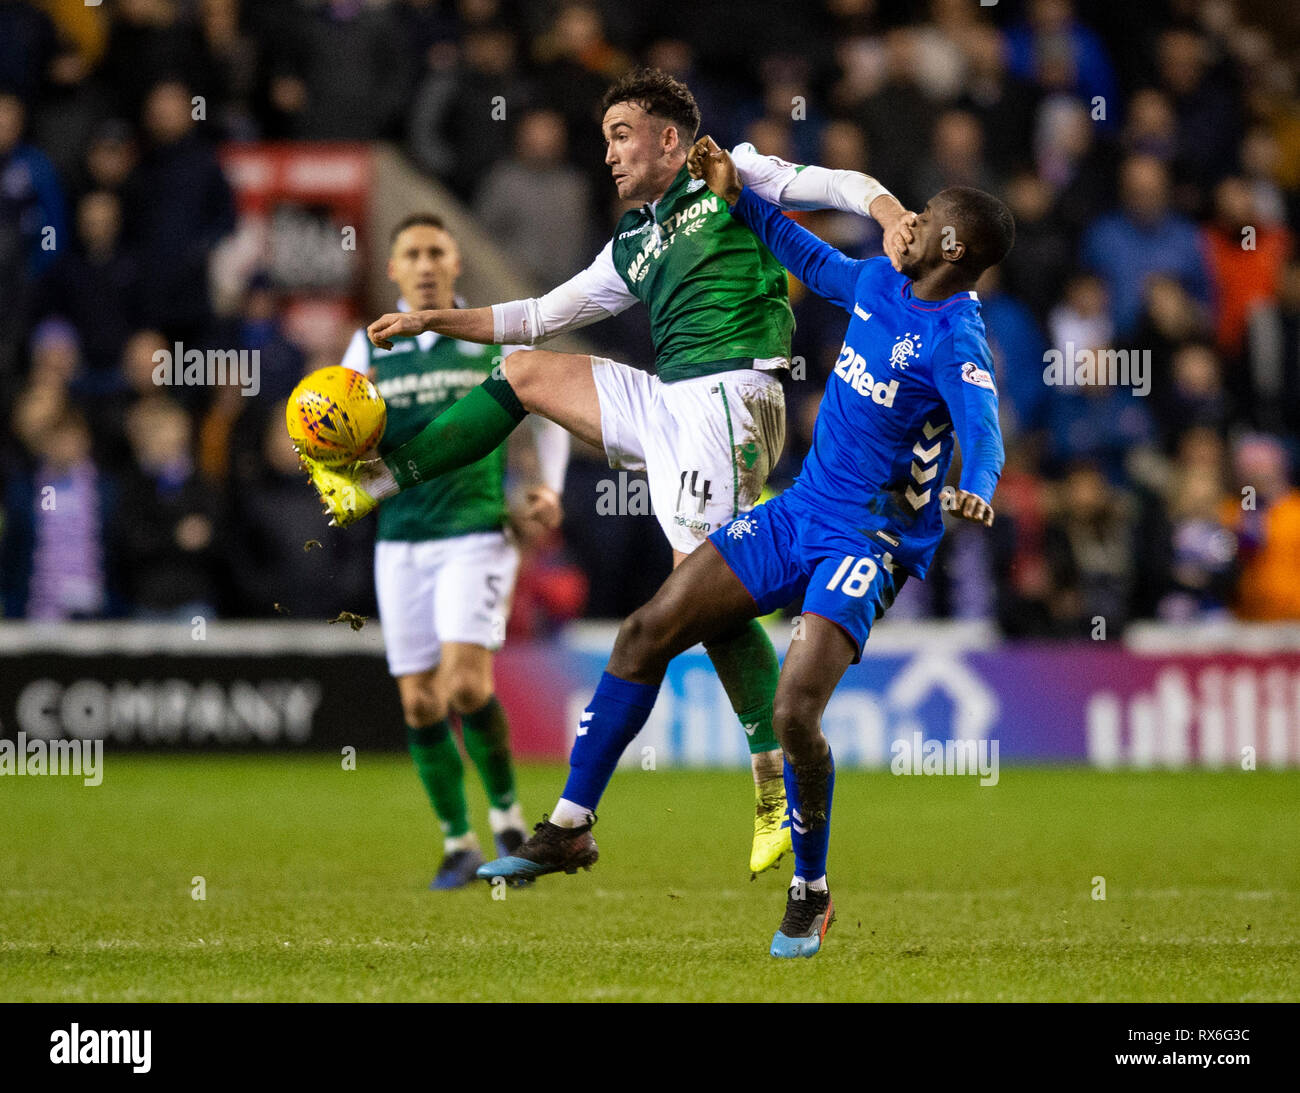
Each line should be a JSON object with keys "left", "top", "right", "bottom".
{"left": 610, "top": 165, "right": 794, "bottom": 383}
{"left": 364, "top": 331, "right": 507, "bottom": 542}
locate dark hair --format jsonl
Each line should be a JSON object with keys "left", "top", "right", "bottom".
{"left": 600, "top": 67, "right": 700, "bottom": 143}
{"left": 389, "top": 213, "right": 447, "bottom": 247}
{"left": 935, "top": 187, "right": 1016, "bottom": 273}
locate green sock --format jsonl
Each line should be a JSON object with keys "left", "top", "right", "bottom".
{"left": 704, "top": 618, "right": 781, "bottom": 756}
{"left": 384, "top": 377, "right": 526, "bottom": 490}
{"left": 407, "top": 721, "right": 470, "bottom": 837}
{"left": 461, "top": 697, "right": 517, "bottom": 810}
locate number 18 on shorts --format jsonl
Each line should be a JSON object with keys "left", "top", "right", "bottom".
{"left": 708, "top": 493, "right": 903, "bottom": 662}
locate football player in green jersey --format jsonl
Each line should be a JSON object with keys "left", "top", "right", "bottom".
{"left": 340, "top": 213, "right": 569, "bottom": 888}
{"left": 303, "top": 69, "right": 914, "bottom": 876}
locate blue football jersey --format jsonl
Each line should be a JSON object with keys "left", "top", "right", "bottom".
{"left": 730, "top": 187, "right": 1005, "bottom": 579}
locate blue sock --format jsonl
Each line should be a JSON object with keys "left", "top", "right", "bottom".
{"left": 785, "top": 747, "right": 835, "bottom": 881}
{"left": 561, "top": 672, "right": 659, "bottom": 811}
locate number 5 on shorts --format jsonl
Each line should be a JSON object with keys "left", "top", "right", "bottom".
{"left": 825, "top": 554, "right": 878, "bottom": 598}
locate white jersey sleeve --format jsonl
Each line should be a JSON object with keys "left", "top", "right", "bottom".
{"left": 340, "top": 328, "right": 371, "bottom": 373}
{"left": 730, "top": 142, "right": 893, "bottom": 219}
{"left": 492, "top": 241, "right": 637, "bottom": 345}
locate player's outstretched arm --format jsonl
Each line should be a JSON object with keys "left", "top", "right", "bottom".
{"left": 368, "top": 305, "right": 494, "bottom": 349}
{"left": 369, "top": 245, "right": 637, "bottom": 352}
{"left": 694, "top": 145, "right": 862, "bottom": 311}
{"left": 688, "top": 137, "right": 915, "bottom": 270}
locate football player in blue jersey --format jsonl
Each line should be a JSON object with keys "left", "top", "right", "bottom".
{"left": 478, "top": 138, "right": 1013, "bottom": 959}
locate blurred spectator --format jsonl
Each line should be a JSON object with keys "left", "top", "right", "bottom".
{"left": 1152, "top": 342, "right": 1230, "bottom": 450}
{"left": 911, "top": 108, "right": 1000, "bottom": 204}
{"left": 99, "top": 0, "right": 215, "bottom": 122}
{"left": 1033, "top": 95, "right": 1117, "bottom": 240}
{"left": 199, "top": 274, "right": 304, "bottom": 486}
{"left": 733, "top": 54, "right": 824, "bottom": 167}
{"left": 2, "top": 402, "right": 114, "bottom": 619}
{"left": 1081, "top": 154, "right": 1211, "bottom": 336}
{"left": 1048, "top": 272, "right": 1112, "bottom": 363}
{"left": 110, "top": 397, "right": 220, "bottom": 619}
{"left": 956, "top": 23, "right": 1039, "bottom": 180}
{"left": 1157, "top": 427, "right": 1237, "bottom": 621}
{"left": 1130, "top": 273, "right": 1210, "bottom": 416}
{"left": 121, "top": 80, "right": 235, "bottom": 343}
{"left": 27, "top": 317, "right": 82, "bottom": 391}
{"left": 976, "top": 263, "right": 1050, "bottom": 437}
{"left": 1155, "top": 27, "right": 1243, "bottom": 205}
{"left": 1044, "top": 462, "right": 1137, "bottom": 636}
{"left": 1005, "top": 0, "right": 1118, "bottom": 128}
{"left": 475, "top": 109, "right": 593, "bottom": 286}
{"left": 29, "top": 33, "right": 112, "bottom": 189}
{"left": 851, "top": 29, "right": 936, "bottom": 210}
{"left": 533, "top": 3, "right": 631, "bottom": 192}
{"left": 1239, "top": 125, "right": 1290, "bottom": 230}
{"left": 1244, "top": 258, "right": 1300, "bottom": 438}
{"left": 0, "top": 92, "right": 67, "bottom": 279}
{"left": 408, "top": 24, "right": 535, "bottom": 200}
{"left": 506, "top": 517, "right": 589, "bottom": 639}
{"left": 644, "top": 38, "right": 736, "bottom": 149}
{"left": 1001, "top": 171, "right": 1074, "bottom": 320}
{"left": 83, "top": 119, "right": 138, "bottom": 195}
{"left": 991, "top": 446, "right": 1054, "bottom": 636}
{"left": 1220, "top": 434, "right": 1300, "bottom": 621}
{"left": 1121, "top": 88, "right": 1178, "bottom": 165}
{"left": 1044, "top": 368, "right": 1155, "bottom": 483}
{"left": 1201, "top": 176, "right": 1291, "bottom": 360}
{"left": 257, "top": 0, "right": 409, "bottom": 140}
{"left": 224, "top": 406, "right": 373, "bottom": 618}
{"left": 36, "top": 189, "right": 142, "bottom": 380}
{"left": 0, "top": 0, "right": 58, "bottom": 105}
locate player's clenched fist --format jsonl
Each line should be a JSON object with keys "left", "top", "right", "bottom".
{"left": 368, "top": 310, "right": 431, "bottom": 350}
{"left": 941, "top": 486, "right": 994, "bottom": 527}
{"left": 688, "top": 136, "right": 742, "bottom": 206}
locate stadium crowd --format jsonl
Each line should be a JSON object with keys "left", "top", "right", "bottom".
{"left": 1, "top": 0, "right": 1298, "bottom": 631}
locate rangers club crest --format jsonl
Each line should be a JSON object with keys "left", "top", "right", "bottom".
{"left": 889, "top": 332, "right": 922, "bottom": 370}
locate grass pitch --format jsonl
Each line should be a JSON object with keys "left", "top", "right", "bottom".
{"left": 2, "top": 756, "right": 1296, "bottom": 1002}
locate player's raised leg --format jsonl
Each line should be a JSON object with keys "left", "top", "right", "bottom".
{"left": 306, "top": 349, "right": 600, "bottom": 526}
{"left": 767, "top": 613, "right": 856, "bottom": 958}
{"left": 477, "top": 540, "right": 761, "bottom": 882}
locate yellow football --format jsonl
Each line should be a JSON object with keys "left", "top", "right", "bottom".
{"left": 286, "top": 365, "right": 386, "bottom": 466}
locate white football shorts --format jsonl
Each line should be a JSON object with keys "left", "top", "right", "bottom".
{"left": 591, "top": 359, "right": 787, "bottom": 554}
{"left": 374, "top": 531, "right": 519, "bottom": 677}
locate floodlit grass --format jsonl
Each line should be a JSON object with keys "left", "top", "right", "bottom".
{"left": 2, "top": 756, "right": 1295, "bottom": 1001}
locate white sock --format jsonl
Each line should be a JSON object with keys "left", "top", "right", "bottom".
{"left": 550, "top": 798, "right": 593, "bottom": 828}
{"left": 791, "top": 874, "right": 828, "bottom": 893}
{"left": 361, "top": 458, "right": 399, "bottom": 500}
{"left": 444, "top": 831, "right": 480, "bottom": 854}
{"left": 489, "top": 802, "right": 526, "bottom": 834}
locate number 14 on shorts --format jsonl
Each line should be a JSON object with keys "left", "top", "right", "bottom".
{"left": 676, "top": 470, "right": 714, "bottom": 515}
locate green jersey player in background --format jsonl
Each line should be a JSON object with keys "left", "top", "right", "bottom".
{"left": 340, "top": 213, "right": 569, "bottom": 888}
{"left": 303, "top": 69, "right": 914, "bottom": 876}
